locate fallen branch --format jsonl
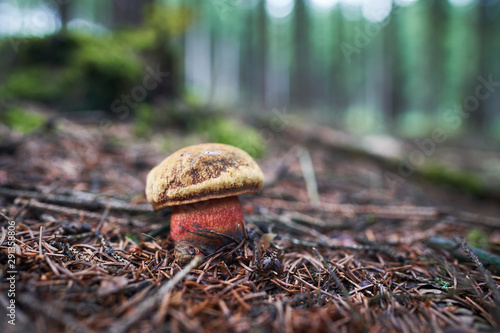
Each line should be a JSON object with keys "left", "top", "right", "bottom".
{"left": 252, "top": 198, "right": 440, "bottom": 220}
{"left": 0, "top": 186, "right": 153, "bottom": 214}
{"left": 14, "top": 198, "right": 145, "bottom": 226}
{"left": 252, "top": 197, "right": 500, "bottom": 228}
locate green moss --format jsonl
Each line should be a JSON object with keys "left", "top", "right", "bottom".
{"left": 131, "top": 100, "right": 266, "bottom": 157}
{"left": 0, "top": 33, "right": 145, "bottom": 110}
{"left": 125, "top": 233, "right": 141, "bottom": 244}
{"left": 3, "top": 108, "right": 46, "bottom": 134}
{"left": 2, "top": 67, "right": 79, "bottom": 102}
{"left": 419, "top": 164, "right": 485, "bottom": 197}
{"left": 467, "top": 229, "right": 489, "bottom": 250}
{"left": 199, "top": 117, "right": 266, "bottom": 158}
{"left": 10, "top": 35, "right": 78, "bottom": 66}
{"left": 73, "top": 33, "right": 142, "bottom": 83}
{"left": 134, "top": 103, "right": 155, "bottom": 137}
{"left": 115, "top": 29, "right": 157, "bottom": 51}
{"left": 130, "top": 99, "right": 266, "bottom": 156}
{"left": 366, "top": 214, "right": 377, "bottom": 224}
{"left": 490, "top": 116, "right": 500, "bottom": 141}
{"left": 145, "top": 3, "right": 196, "bottom": 37}
{"left": 434, "top": 277, "right": 451, "bottom": 291}
{"left": 397, "top": 110, "right": 433, "bottom": 138}
{"left": 70, "top": 33, "right": 143, "bottom": 110}
{"left": 344, "top": 106, "right": 385, "bottom": 135}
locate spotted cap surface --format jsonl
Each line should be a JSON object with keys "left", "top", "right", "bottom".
{"left": 145, "top": 143, "right": 264, "bottom": 209}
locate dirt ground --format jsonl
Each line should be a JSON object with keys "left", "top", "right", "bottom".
{"left": 1, "top": 118, "right": 499, "bottom": 332}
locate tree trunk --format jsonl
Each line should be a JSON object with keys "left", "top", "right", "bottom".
{"left": 58, "top": 0, "right": 70, "bottom": 33}
{"left": 112, "top": 0, "right": 153, "bottom": 29}
{"left": 291, "top": 0, "right": 310, "bottom": 109}
{"left": 256, "top": 0, "right": 267, "bottom": 109}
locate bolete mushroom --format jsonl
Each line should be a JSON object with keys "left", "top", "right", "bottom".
{"left": 145, "top": 143, "right": 264, "bottom": 265}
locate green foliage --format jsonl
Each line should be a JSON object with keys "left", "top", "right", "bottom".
{"left": 70, "top": 33, "right": 143, "bottom": 110}
{"left": 125, "top": 233, "right": 141, "bottom": 244}
{"left": 145, "top": 3, "right": 197, "bottom": 37}
{"left": 2, "top": 67, "right": 72, "bottom": 102}
{"left": 467, "top": 229, "right": 489, "bottom": 250}
{"left": 3, "top": 107, "right": 46, "bottom": 134}
{"left": 366, "top": 214, "right": 377, "bottom": 225}
{"left": 419, "top": 164, "right": 485, "bottom": 197}
{"left": 434, "top": 277, "right": 451, "bottom": 291}
{"left": 344, "top": 106, "right": 385, "bottom": 135}
{"left": 115, "top": 29, "right": 157, "bottom": 51}
{"left": 490, "top": 116, "right": 500, "bottom": 141}
{"left": 396, "top": 110, "right": 433, "bottom": 138}
{"left": 0, "top": 28, "right": 185, "bottom": 111}
{"left": 0, "top": 33, "right": 143, "bottom": 110}
{"left": 73, "top": 33, "right": 142, "bottom": 83}
{"left": 135, "top": 103, "right": 204, "bottom": 133}
{"left": 10, "top": 35, "right": 78, "bottom": 66}
{"left": 199, "top": 117, "right": 266, "bottom": 158}
{"left": 134, "top": 103, "right": 155, "bottom": 137}
{"left": 130, "top": 102, "right": 265, "bottom": 157}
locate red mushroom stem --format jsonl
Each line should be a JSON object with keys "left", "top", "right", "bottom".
{"left": 171, "top": 196, "right": 245, "bottom": 263}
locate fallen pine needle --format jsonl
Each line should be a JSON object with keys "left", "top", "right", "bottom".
{"left": 109, "top": 256, "right": 203, "bottom": 332}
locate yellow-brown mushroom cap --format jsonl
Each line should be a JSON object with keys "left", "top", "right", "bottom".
{"left": 145, "top": 143, "right": 264, "bottom": 209}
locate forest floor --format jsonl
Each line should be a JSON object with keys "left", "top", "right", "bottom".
{"left": 1, "top": 116, "right": 500, "bottom": 333}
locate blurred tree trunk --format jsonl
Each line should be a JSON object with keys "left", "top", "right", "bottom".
{"left": 239, "top": 11, "right": 255, "bottom": 106}
{"left": 426, "top": 0, "right": 448, "bottom": 114}
{"left": 58, "top": 1, "right": 70, "bottom": 33}
{"left": 364, "top": 36, "right": 385, "bottom": 123}
{"left": 386, "top": 11, "right": 403, "bottom": 123}
{"left": 329, "top": 8, "right": 344, "bottom": 114}
{"left": 291, "top": 0, "right": 310, "bottom": 109}
{"left": 112, "top": 0, "right": 153, "bottom": 29}
{"left": 474, "top": 0, "right": 500, "bottom": 130}
{"left": 256, "top": 0, "right": 267, "bottom": 109}
{"left": 238, "top": 3, "right": 266, "bottom": 109}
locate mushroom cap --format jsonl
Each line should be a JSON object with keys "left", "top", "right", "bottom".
{"left": 146, "top": 143, "right": 264, "bottom": 209}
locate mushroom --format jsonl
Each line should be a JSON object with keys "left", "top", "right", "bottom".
{"left": 145, "top": 143, "right": 264, "bottom": 265}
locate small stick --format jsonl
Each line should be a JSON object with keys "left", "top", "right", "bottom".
{"left": 459, "top": 238, "right": 500, "bottom": 308}
{"left": 313, "top": 247, "right": 349, "bottom": 300}
{"left": 0, "top": 211, "right": 11, "bottom": 221}
{"left": 95, "top": 206, "right": 110, "bottom": 235}
{"left": 39, "top": 226, "right": 43, "bottom": 256}
{"left": 297, "top": 147, "right": 320, "bottom": 206}
{"left": 249, "top": 213, "right": 329, "bottom": 242}
{"left": 427, "top": 236, "right": 500, "bottom": 274}
{"left": 95, "top": 207, "right": 133, "bottom": 266}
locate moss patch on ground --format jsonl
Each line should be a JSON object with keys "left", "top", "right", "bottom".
{"left": 419, "top": 163, "right": 485, "bottom": 197}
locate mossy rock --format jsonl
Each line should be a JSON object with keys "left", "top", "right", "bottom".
{"left": 0, "top": 31, "right": 178, "bottom": 111}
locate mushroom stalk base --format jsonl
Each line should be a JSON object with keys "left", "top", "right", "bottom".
{"left": 171, "top": 196, "right": 245, "bottom": 264}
